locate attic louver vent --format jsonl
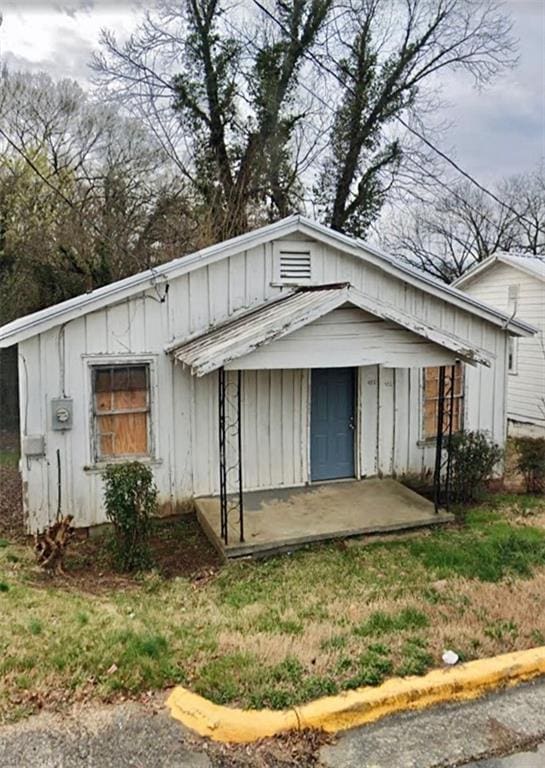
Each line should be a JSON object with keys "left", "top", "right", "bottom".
{"left": 279, "top": 249, "right": 312, "bottom": 281}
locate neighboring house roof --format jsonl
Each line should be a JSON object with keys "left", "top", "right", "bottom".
{"left": 0, "top": 216, "right": 536, "bottom": 348}
{"left": 453, "top": 252, "right": 545, "bottom": 288}
{"left": 169, "top": 284, "right": 493, "bottom": 376}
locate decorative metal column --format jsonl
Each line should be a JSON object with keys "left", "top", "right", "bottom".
{"left": 433, "top": 364, "right": 456, "bottom": 513}
{"left": 218, "top": 367, "right": 244, "bottom": 545}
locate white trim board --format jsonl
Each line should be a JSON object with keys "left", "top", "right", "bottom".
{"left": 0, "top": 216, "right": 536, "bottom": 348}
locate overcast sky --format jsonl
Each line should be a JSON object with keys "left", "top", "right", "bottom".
{"left": 1, "top": 0, "right": 543, "bottom": 186}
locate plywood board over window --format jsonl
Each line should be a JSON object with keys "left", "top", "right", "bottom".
{"left": 93, "top": 364, "right": 150, "bottom": 460}
{"left": 423, "top": 363, "right": 464, "bottom": 440}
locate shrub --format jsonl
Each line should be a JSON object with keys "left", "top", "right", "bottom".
{"left": 102, "top": 462, "right": 157, "bottom": 572}
{"left": 515, "top": 437, "right": 545, "bottom": 494}
{"left": 448, "top": 431, "right": 503, "bottom": 504}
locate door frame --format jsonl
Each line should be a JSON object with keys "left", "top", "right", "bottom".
{"left": 306, "top": 366, "right": 360, "bottom": 483}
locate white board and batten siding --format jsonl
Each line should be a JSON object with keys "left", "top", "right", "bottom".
{"left": 458, "top": 260, "right": 545, "bottom": 433}
{"left": 17, "top": 232, "right": 510, "bottom": 531}
{"left": 227, "top": 308, "right": 460, "bottom": 370}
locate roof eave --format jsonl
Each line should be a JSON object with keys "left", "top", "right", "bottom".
{"left": 451, "top": 256, "right": 498, "bottom": 289}
{"left": 171, "top": 285, "right": 350, "bottom": 376}
{"left": 297, "top": 219, "right": 535, "bottom": 337}
{"left": 0, "top": 214, "right": 303, "bottom": 349}
{"left": 0, "top": 213, "right": 537, "bottom": 346}
{"left": 453, "top": 253, "right": 545, "bottom": 289}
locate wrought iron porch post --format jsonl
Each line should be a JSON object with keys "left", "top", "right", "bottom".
{"left": 433, "top": 365, "right": 446, "bottom": 513}
{"left": 237, "top": 369, "right": 244, "bottom": 543}
{"left": 218, "top": 367, "right": 228, "bottom": 543}
{"left": 443, "top": 364, "right": 456, "bottom": 511}
{"left": 218, "top": 366, "right": 244, "bottom": 545}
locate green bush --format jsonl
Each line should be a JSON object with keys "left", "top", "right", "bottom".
{"left": 102, "top": 462, "right": 157, "bottom": 572}
{"left": 448, "top": 431, "right": 503, "bottom": 504}
{"left": 515, "top": 437, "right": 545, "bottom": 494}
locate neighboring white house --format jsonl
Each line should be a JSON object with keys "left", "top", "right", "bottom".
{"left": 0, "top": 216, "right": 536, "bottom": 535}
{"left": 453, "top": 254, "right": 545, "bottom": 436}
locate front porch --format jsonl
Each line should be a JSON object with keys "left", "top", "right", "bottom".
{"left": 195, "top": 478, "right": 454, "bottom": 559}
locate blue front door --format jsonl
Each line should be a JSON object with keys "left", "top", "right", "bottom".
{"left": 310, "top": 368, "right": 356, "bottom": 482}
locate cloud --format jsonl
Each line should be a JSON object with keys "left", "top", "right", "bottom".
{"left": 10, "top": 0, "right": 137, "bottom": 8}
{"left": 1, "top": 0, "right": 542, "bottom": 184}
{"left": 435, "top": 1, "right": 544, "bottom": 182}
{"left": 0, "top": 2, "right": 144, "bottom": 83}
{"left": 3, "top": 28, "right": 94, "bottom": 82}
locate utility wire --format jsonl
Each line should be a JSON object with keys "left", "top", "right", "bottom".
{"left": 396, "top": 115, "right": 542, "bottom": 235}
{"left": 250, "top": 0, "right": 543, "bottom": 239}
{"left": 240, "top": 19, "right": 518, "bottom": 243}
{"left": 0, "top": 124, "right": 168, "bottom": 295}
{"left": 0, "top": 126, "right": 84, "bottom": 217}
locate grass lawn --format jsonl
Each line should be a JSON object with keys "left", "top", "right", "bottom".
{"left": 0, "top": 450, "right": 19, "bottom": 468}
{"left": 2, "top": 493, "right": 545, "bottom": 724}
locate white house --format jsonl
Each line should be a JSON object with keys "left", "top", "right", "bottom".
{"left": 453, "top": 254, "right": 545, "bottom": 436}
{"left": 0, "top": 217, "right": 535, "bottom": 553}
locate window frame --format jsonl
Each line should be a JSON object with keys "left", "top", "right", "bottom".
{"left": 84, "top": 354, "right": 159, "bottom": 468}
{"left": 420, "top": 362, "right": 465, "bottom": 443}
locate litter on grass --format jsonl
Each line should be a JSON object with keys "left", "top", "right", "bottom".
{"left": 442, "top": 650, "right": 459, "bottom": 666}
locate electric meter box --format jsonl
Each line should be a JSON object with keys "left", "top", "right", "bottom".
{"left": 51, "top": 398, "right": 73, "bottom": 430}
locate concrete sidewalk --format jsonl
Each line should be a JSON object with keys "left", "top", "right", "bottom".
{"left": 320, "top": 679, "right": 545, "bottom": 768}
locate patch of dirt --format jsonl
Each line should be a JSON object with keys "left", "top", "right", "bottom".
{"left": 0, "top": 464, "right": 24, "bottom": 541}
{"left": 198, "top": 728, "right": 333, "bottom": 768}
{"left": 0, "top": 429, "right": 19, "bottom": 452}
{"left": 485, "top": 717, "right": 526, "bottom": 753}
{"left": 502, "top": 438, "right": 527, "bottom": 493}
{"left": 30, "top": 513, "right": 223, "bottom": 594}
{"left": 149, "top": 514, "right": 222, "bottom": 579}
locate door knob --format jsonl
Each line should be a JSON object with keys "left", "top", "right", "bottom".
{"left": 349, "top": 417, "right": 355, "bottom": 431}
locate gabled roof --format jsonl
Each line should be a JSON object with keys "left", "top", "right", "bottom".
{"left": 0, "top": 216, "right": 536, "bottom": 348}
{"left": 453, "top": 253, "right": 545, "bottom": 288}
{"left": 169, "top": 284, "right": 493, "bottom": 376}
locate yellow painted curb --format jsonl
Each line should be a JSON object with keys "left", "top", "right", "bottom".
{"left": 167, "top": 646, "right": 545, "bottom": 743}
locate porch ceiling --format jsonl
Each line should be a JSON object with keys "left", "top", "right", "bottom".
{"left": 168, "top": 284, "right": 492, "bottom": 377}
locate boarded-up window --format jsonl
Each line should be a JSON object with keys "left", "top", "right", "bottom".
{"left": 423, "top": 364, "right": 464, "bottom": 440}
{"left": 92, "top": 364, "right": 150, "bottom": 460}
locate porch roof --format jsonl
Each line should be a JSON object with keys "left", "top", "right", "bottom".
{"left": 169, "top": 284, "right": 493, "bottom": 377}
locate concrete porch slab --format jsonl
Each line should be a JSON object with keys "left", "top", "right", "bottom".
{"left": 195, "top": 478, "right": 454, "bottom": 559}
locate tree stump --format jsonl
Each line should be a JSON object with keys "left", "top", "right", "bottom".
{"left": 34, "top": 515, "right": 75, "bottom": 574}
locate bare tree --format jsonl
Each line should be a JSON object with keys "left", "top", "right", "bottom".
{"left": 0, "top": 70, "right": 196, "bottom": 322}
{"left": 93, "top": 0, "right": 517, "bottom": 241}
{"left": 93, "top": 0, "right": 333, "bottom": 239}
{"left": 386, "top": 165, "right": 545, "bottom": 282}
{"left": 316, "top": 0, "right": 517, "bottom": 237}
{"left": 499, "top": 165, "right": 545, "bottom": 256}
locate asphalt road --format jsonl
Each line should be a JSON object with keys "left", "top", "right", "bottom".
{"left": 0, "top": 702, "right": 211, "bottom": 768}
{"left": 2, "top": 680, "right": 545, "bottom": 767}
